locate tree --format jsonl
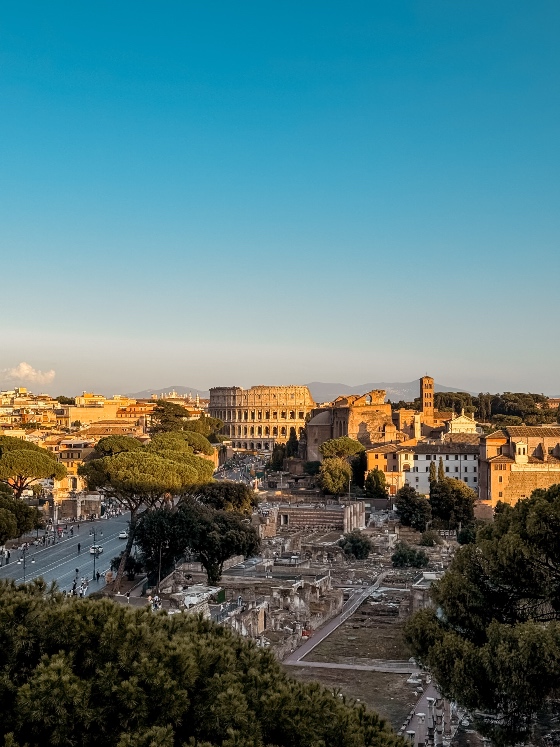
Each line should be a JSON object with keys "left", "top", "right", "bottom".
{"left": 0, "top": 508, "right": 18, "bottom": 545}
{"left": 0, "top": 437, "right": 66, "bottom": 499}
{"left": 365, "top": 468, "right": 388, "bottom": 499}
{"left": 304, "top": 461, "right": 321, "bottom": 475}
{"left": 79, "top": 451, "right": 200, "bottom": 589}
{"left": 184, "top": 481, "right": 258, "bottom": 514}
{"left": 391, "top": 542, "right": 428, "bottom": 568}
{"left": 94, "top": 435, "right": 143, "bottom": 457}
{"left": 437, "top": 457, "right": 444, "bottom": 482}
{"left": 429, "top": 477, "right": 476, "bottom": 529}
{"left": 149, "top": 400, "right": 192, "bottom": 433}
{"left": 338, "top": 530, "right": 372, "bottom": 559}
{"left": 0, "top": 497, "right": 42, "bottom": 537}
{"left": 55, "top": 396, "right": 75, "bottom": 405}
{"left": 319, "top": 437, "right": 365, "bottom": 459}
{"left": 404, "top": 484, "right": 560, "bottom": 744}
{"left": 351, "top": 451, "right": 367, "bottom": 488}
{"left": 318, "top": 457, "right": 352, "bottom": 497}
{"left": 175, "top": 500, "right": 260, "bottom": 585}
{"left": 286, "top": 427, "right": 299, "bottom": 458}
{"left": 429, "top": 460, "right": 437, "bottom": 483}
{"left": 133, "top": 507, "right": 184, "bottom": 584}
{"left": 269, "top": 443, "right": 286, "bottom": 471}
{"left": 419, "top": 530, "right": 442, "bottom": 547}
{"left": 0, "top": 581, "right": 402, "bottom": 747}
{"left": 395, "top": 485, "right": 431, "bottom": 531}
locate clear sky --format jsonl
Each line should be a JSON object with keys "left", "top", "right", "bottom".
{"left": 1, "top": 2, "right": 559, "bottom": 395}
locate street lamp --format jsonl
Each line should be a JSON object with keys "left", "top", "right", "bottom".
{"left": 89, "top": 528, "right": 103, "bottom": 580}
{"left": 17, "top": 547, "right": 36, "bottom": 583}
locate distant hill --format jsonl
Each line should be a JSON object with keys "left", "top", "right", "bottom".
{"left": 126, "top": 385, "right": 210, "bottom": 399}
{"left": 127, "top": 381, "right": 475, "bottom": 404}
{"left": 306, "top": 380, "right": 477, "bottom": 404}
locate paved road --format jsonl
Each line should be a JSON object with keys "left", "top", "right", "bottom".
{"left": 286, "top": 659, "right": 420, "bottom": 674}
{"left": 284, "top": 571, "right": 388, "bottom": 663}
{"left": 0, "top": 514, "right": 131, "bottom": 592}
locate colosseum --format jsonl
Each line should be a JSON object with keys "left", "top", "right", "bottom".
{"left": 208, "top": 385, "right": 315, "bottom": 451}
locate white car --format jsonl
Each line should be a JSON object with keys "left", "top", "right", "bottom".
{"left": 89, "top": 545, "right": 103, "bottom": 555}
{"left": 118, "top": 531, "right": 128, "bottom": 540}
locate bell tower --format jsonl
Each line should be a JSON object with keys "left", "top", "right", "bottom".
{"left": 420, "top": 375, "right": 434, "bottom": 424}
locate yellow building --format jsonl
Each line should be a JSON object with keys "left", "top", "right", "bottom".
{"left": 479, "top": 426, "right": 560, "bottom": 508}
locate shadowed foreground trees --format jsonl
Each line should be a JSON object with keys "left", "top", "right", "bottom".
{"left": 405, "top": 484, "right": 560, "bottom": 745}
{"left": 0, "top": 581, "right": 403, "bottom": 747}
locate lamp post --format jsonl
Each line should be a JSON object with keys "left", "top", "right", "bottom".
{"left": 89, "top": 527, "right": 103, "bottom": 580}
{"left": 17, "top": 547, "right": 35, "bottom": 583}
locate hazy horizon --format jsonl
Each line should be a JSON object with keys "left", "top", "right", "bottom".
{"left": 2, "top": 3, "right": 559, "bottom": 395}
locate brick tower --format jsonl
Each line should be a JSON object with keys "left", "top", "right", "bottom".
{"left": 420, "top": 375, "right": 434, "bottom": 424}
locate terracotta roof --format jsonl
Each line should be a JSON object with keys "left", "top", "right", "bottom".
{"left": 505, "top": 426, "right": 560, "bottom": 438}
{"left": 488, "top": 455, "right": 514, "bottom": 463}
{"left": 484, "top": 430, "right": 508, "bottom": 439}
{"left": 527, "top": 455, "right": 560, "bottom": 465}
{"left": 442, "top": 433, "right": 481, "bottom": 445}
{"left": 366, "top": 444, "right": 397, "bottom": 454}
{"left": 413, "top": 443, "right": 479, "bottom": 455}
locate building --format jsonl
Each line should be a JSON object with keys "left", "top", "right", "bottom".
{"left": 306, "top": 390, "right": 399, "bottom": 461}
{"left": 55, "top": 393, "right": 136, "bottom": 428}
{"left": 209, "top": 385, "right": 315, "bottom": 450}
{"left": 366, "top": 440, "right": 480, "bottom": 496}
{"left": 479, "top": 426, "right": 560, "bottom": 507}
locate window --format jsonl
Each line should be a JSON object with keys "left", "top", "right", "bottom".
{"left": 290, "top": 411, "right": 295, "bottom": 419}
{"left": 499, "top": 476, "right": 502, "bottom": 483}
{"left": 251, "top": 411, "right": 255, "bottom": 420}
{"left": 273, "top": 411, "right": 277, "bottom": 419}
{"left": 455, "top": 455, "right": 459, "bottom": 460}
{"left": 281, "top": 411, "right": 287, "bottom": 419}
{"left": 413, "top": 454, "right": 418, "bottom": 460}
{"left": 426, "top": 467, "right": 429, "bottom": 472}
{"left": 446, "top": 455, "right": 449, "bottom": 460}
{"left": 426, "top": 455, "right": 431, "bottom": 460}
{"left": 375, "top": 454, "right": 378, "bottom": 459}
{"left": 498, "top": 491, "right": 503, "bottom": 497}
{"left": 265, "top": 411, "right": 270, "bottom": 419}
{"left": 298, "top": 411, "right": 304, "bottom": 419}
{"left": 455, "top": 467, "right": 459, "bottom": 472}
{"left": 474, "top": 477, "right": 477, "bottom": 482}
{"left": 474, "top": 467, "right": 477, "bottom": 472}
{"left": 445, "top": 467, "right": 449, "bottom": 473}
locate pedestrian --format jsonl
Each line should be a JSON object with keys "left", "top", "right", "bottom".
{"left": 70, "top": 527, "right": 74, "bottom": 537}
{"left": 77, "top": 543, "right": 81, "bottom": 554}
{"left": 96, "top": 571, "right": 100, "bottom": 582}
{"left": 6, "top": 550, "right": 10, "bottom": 564}
{"left": 126, "top": 591, "right": 130, "bottom": 604}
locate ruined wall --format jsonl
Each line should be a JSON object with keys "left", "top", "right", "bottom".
{"left": 499, "top": 467, "right": 560, "bottom": 505}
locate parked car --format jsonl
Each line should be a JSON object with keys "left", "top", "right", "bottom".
{"left": 89, "top": 545, "right": 103, "bottom": 555}
{"left": 118, "top": 531, "right": 128, "bottom": 540}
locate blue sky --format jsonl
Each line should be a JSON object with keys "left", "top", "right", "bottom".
{"left": 1, "top": 2, "right": 559, "bottom": 395}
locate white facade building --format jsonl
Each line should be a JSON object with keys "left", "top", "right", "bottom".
{"left": 405, "top": 443, "right": 480, "bottom": 495}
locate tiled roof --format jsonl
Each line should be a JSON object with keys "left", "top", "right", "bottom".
{"left": 505, "top": 426, "right": 560, "bottom": 438}
{"left": 485, "top": 430, "right": 507, "bottom": 439}
{"left": 488, "top": 455, "right": 514, "bottom": 463}
{"left": 442, "top": 433, "right": 481, "bottom": 445}
{"left": 366, "top": 444, "right": 398, "bottom": 454}
{"left": 413, "top": 443, "right": 479, "bottom": 455}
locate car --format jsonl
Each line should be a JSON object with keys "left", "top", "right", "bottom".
{"left": 89, "top": 545, "right": 103, "bottom": 555}
{"left": 118, "top": 531, "right": 128, "bottom": 539}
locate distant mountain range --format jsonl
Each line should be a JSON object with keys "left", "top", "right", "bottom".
{"left": 128, "top": 380, "right": 476, "bottom": 403}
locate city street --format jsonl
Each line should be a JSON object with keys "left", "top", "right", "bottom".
{"left": 0, "top": 513, "right": 131, "bottom": 593}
